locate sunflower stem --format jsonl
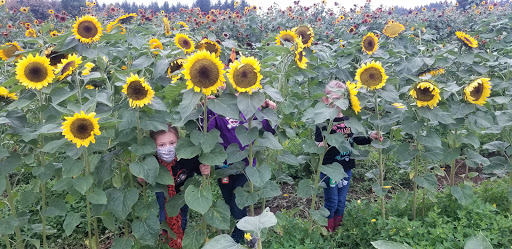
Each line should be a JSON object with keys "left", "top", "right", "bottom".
{"left": 83, "top": 149, "right": 96, "bottom": 249}
{"left": 135, "top": 109, "right": 147, "bottom": 204}
{"left": 412, "top": 142, "right": 419, "bottom": 220}
{"left": 37, "top": 91, "right": 48, "bottom": 249}
{"left": 449, "top": 129, "right": 458, "bottom": 186}
{"left": 6, "top": 175, "right": 24, "bottom": 249}
{"left": 202, "top": 94, "right": 209, "bottom": 243}
{"left": 374, "top": 94, "right": 385, "bottom": 219}
{"left": 248, "top": 117, "right": 255, "bottom": 216}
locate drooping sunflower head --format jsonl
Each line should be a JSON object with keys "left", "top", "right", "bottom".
{"left": 55, "top": 54, "right": 83, "bottom": 80}
{"left": 163, "top": 17, "right": 171, "bottom": 35}
{"left": 0, "top": 86, "right": 18, "bottom": 101}
{"left": 361, "top": 32, "right": 378, "bottom": 55}
{"left": 45, "top": 46, "right": 68, "bottom": 67}
{"left": 61, "top": 111, "right": 101, "bottom": 148}
{"left": 0, "top": 42, "right": 23, "bottom": 61}
{"left": 355, "top": 61, "right": 388, "bottom": 90}
{"left": 455, "top": 31, "right": 478, "bottom": 48}
{"left": 464, "top": 78, "right": 491, "bottom": 106}
{"left": 81, "top": 62, "right": 95, "bottom": 76}
{"left": 73, "top": 15, "right": 103, "bottom": 44}
{"left": 276, "top": 30, "right": 297, "bottom": 46}
{"left": 121, "top": 73, "right": 155, "bottom": 108}
{"left": 347, "top": 81, "right": 362, "bottom": 114}
{"left": 183, "top": 50, "right": 226, "bottom": 96}
{"left": 294, "top": 39, "right": 308, "bottom": 69}
{"left": 168, "top": 58, "right": 186, "bottom": 83}
{"left": 382, "top": 22, "right": 405, "bottom": 38}
{"left": 175, "top": 33, "right": 195, "bottom": 54}
{"left": 16, "top": 54, "right": 55, "bottom": 90}
{"left": 292, "top": 25, "right": 314, "bottom": 47}
{"left": 227, "top": 56, "right": 263, "bottom": 94}
{"left": 196, "top": 39, "right": 221, "bottom": 57}
{"left": 409, "top": 81, "right": 441, "bottom": 109}
{"left": 116, "top": 13, "right": 137, "bottom": 24}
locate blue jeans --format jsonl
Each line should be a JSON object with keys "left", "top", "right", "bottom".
{"left": 217, "top": 173, "right": 248, "bottom": 243}
{"left": 155, "top": 192, "right": 189, "bottom": 231}
{"left": 321, "top": 169, "right": 352, "bottom": 219}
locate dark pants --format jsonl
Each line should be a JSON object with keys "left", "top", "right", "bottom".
{"left": 156, "top": 192, "right": 189, "bottom": 231}
{"left": 321, "top": 169, "right": 352, "bottom": 219}
{"left": 217, "top": 173, "right": 248, "bottom": 243}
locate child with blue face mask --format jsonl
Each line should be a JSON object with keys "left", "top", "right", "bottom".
{"left": 138, "top": 124, "right": 210, "bottom": 248}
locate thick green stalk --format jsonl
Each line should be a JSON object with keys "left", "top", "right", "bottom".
{"left": 449, "top": 129, "right": 458, "bottom": 186}
{"left": 3, "top": 232, "right": 11, "bottom": 249}
{"left": 247, "top": 118, "right": 255, "bottom": 216}
{"left": 84, "top": 149, "right": 99, "bottom": 249}
{"left": 202, "top": 95, "right": 209, "bottom": 242}
{"left": 37, "top": 92, "right": 48, "bottom": 249}
{"left": 135, "top": 109, "right": 147, "bottom": 204}
{"left": 374, "top": 94, "right": 385, "bottom": 219}
{"left": 6, "top": 175, "right": 24, "bottom": 249}
{"left": 412, "top": 153, "right": 419, "bottom": 220}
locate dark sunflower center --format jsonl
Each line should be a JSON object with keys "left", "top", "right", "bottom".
{"left": 359, "top": 67, "right": 382, "bottom": 87}
{"left": 416, "top": 86, "right": 435, "bottom": 102}
{"left": 201, "top": 42, "right": 219, "bottom": 55}
{"left": 48, "top": 52, "right": 68, "bottom": 66}
{"left": 297, "top": 49, "right": 304, "bottom": 62}
{"left": 179, "top": 37, "right": 191, "bottom": 49}
{"left": 77, "top": 20, "right": 98, "bottom": 38}
{"left": 349, "top": 27, "right": 355, "bottom": 33}
{"left": 24, "top": 62, "right": 48, "bottom": 83}
{"left": 463, "top": 37, "right": 472, "bottom": 45}
{"left": 470, "top": 82, "right": 483, "bottom": 100}
{"left": 126, "top": 80, "right": 148, "bottom": 101}
{"left": 189, "top": 58, "right": 220, "bottom": 88}
{"left": 364, "top": 37, "right": 375, "bottom": 51}
{"left": 169, "top": 60, "right": 184, "bottom": 73}
{"left": 296, "top": 26, "right": 311, "bottom": 44}
{"left": 119, "top": 16, "right": 134, "bottom": 24}
{"left": 70, "top": 118, "right": 94, "bottom": 139}
{"left": 281, "top": 34, "right": 294, "bottom": 43}
{"left": 61, "top": 61, "right": 76, "bottom": 74}
{"left": 2, "top": 45, "right": 19, "bottom": 58}
{"left": 233, "top": 64, "right": 257, "bottom": 88}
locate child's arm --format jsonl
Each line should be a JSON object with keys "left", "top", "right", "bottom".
{"left": 261, "top": 99, "right": 278, "bottom": 134}
{"left": 353, "top": 131, "right": 382, "bottom": 145}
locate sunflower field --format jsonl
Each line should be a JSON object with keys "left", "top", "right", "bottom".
{"left": 1, "top": 0, "right": 512, "bottom": 248}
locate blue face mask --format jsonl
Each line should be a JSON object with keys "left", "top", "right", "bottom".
{"left": 156, "top": 145, "right": 176, "bottom": 162}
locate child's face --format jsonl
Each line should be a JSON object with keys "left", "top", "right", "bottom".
{"left": 155, "top": 132, "right": 178, "bottom": 149}
{"left": 323, "top": 89, "right": 341, "bottom": 105}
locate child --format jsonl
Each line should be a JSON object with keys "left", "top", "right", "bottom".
{"left": 139, "top": 124, "right": 210, "bottom": 248}
{"left": 315, "top": 80, "right": 381, "bottom": 232}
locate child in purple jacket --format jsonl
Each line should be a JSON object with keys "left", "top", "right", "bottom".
{"left": 201, "top": 96, "right": 276, "bottom": 242}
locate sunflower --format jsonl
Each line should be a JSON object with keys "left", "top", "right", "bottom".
{"left": 16, "top": 54, "right": 55, "bottom": 90}
{"left": 455, "top": 31, "right": 478, "bottom": 48}
{"left": 383, "top": 22, "right": 405, "bottom": 38}
{"left": 292, "top": 25, "right": 314, "bottom": 47}
{"left": 0, "top": 86, "right": 18, "bottom": 101}
{"left": 488, "top": 5, "right": 493, "bottom": 10}
{"left": 61, "top": 111, "right": 101, "bottom": 148}
{"left": 339, "top": 39, "right": 344, "bottom": 48}
{"left": 409, "top": 81, "right": 441, "bottom": 109}
{"left": 182, "top": 50, "right": 226, "bottom": 95}
{"left": 115, "top": 13, "right": 137, "bottom": 24}
{"left": 72, "top": 15, "right": 103, "bottom": 44}
{"left": 361, "top": 32, "right": 378, "bottom": 55}
{"left": 81, "top": 62, "right": 94, "bottom": 76}
{"left": 347, "top": 81, "right": 362, "bottom": 114}
{"left": 106, "top": 21, "right": 120, "bottom": 33}
{"left": 149, "top": 38, "right": 163, "bottom": 54}
{"left": 122, "top": 73, "right": 155, "bottom": 108}
{"left": 168, "top": 58, "right": 186, "bottom": 83}
{"left": 25, "top": 29, "right": 36, "bottom": 38}
{"left": 295, "top": 39, "right": 308, "bottom": 69}
{"left": 196, "top": 39, "right": 221, "bottom": 57}
{"left": 347, "top": 27, "right": 356, "bottom": 33}
{"left": 464, "top": 78, "right": 491, "bottom": 105}
{"left": 20, "top": 7, "right": 29, "bottom": 13}
{"left": 175, "top": 33, "right": 195, "bottom": 54}
{"left": 276, "top": 30, "right": 297, "bottom": 46}
{"left": 227, "top": 56, "right": 263, "bottom": 94}
{"left": 355, "top": 61, "right": 388, "bottom": 90}
{"left": 50, "top": 30, "right": 60, "bottom": 37}
{"left": 163, "top": 17, "right": 171, "bottom": 35}
{"left": 49, "top": 9, "right": 54, "bottom": 14}
{"left": 45, "top": 46, "right": 68, "bottom": 67}
{"left": 0, "top": 42, "right": 23, "bottom": 61}
{"left": 55, "top": 54, "right": 83, "bottom": 80}
{"left": 177, "top": 21, "right": 188, "bottom": 29}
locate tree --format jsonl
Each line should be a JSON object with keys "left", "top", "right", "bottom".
{"left": 162, "top": 1, "right": 170, "bottom": 13}
{"left": 60, "top": 0, "right": 85, "bottom": 18}
{"left": 194, "top": 0, "right": 211, "bottom": 12}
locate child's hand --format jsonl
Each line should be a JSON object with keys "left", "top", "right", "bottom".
{"left": 370, "top": 131, "right": 383, "bottom": 142}
{"left": 137, "top": 177, "right": 146, "bottom": 184}
{"left": 262, "top": 99, "right": 276, "bottom": 109}
{"left": 199, "top": 164, "right": 210, "bottom": 175}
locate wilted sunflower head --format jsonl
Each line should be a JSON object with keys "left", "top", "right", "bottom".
{"left": 382, "top": 22, "right": 405, "bottom": 38}
{"left": 0, "top": 42, "right": 23, "bottom": 61}
{"left": 455, "top": 31, "right": 478, "bottom": 48}
{"left": 73, "top": 15, "right": 103, "bottom": 44}
{"left": 163, "top": 17, "right": 171, "bottom": 35}
{"left": 61, "top": 111, "right": 101, "bottom": 148}
{"left": 197, "top": 39, "right": 221, "bottom": 57}
{"left": 15, "top": 53, "right": 55, "bottom": 90}
{"left": 183, "top": 50, "right": 226, "bottom": 96}
{"left": 293, "top": 25, "right": 314, "bottom": 47}
{"left": 55, "top": 54, "right": 83, "bottom": 80}
{"left": 464, "top": 78, "right": 491, "bottom": 106}
{"left": 361, "top": 32, "right": 378, "bottom": 55}
{"left": 227, "top": 56, "right": 263, "bottom": 94}
{"left": 121, "top": 73, "right": 155, "bottom": 108}
{"left": 168, "top": 58, "right": 186, "bottom": 83}
{"left": 116, "top": 13, "right": 137, "bottom": 24}
{"left": 45, "top": 47, "right": 69, "bottom": 67}
{"left": 409, "top": 81, "right": 441, "bottom": 109}
{"left": 175, "top": 33, "right": 195, "bottom": 54}
{"left": 355, "top": 61, "right": 388, "bottom": 90}
{"left": 276, "top": 30, "right": 297, "bottom": 46}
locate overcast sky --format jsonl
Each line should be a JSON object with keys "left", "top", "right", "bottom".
{"left": 98, "top": 0, "right": 454, "bottom": 10}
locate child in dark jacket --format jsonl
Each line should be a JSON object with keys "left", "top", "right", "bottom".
{"left": 315, "top": 80, "right": 381, "bottom": 232}
{"left": 139, "top": 124, "right": 210, "bottom": 248}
